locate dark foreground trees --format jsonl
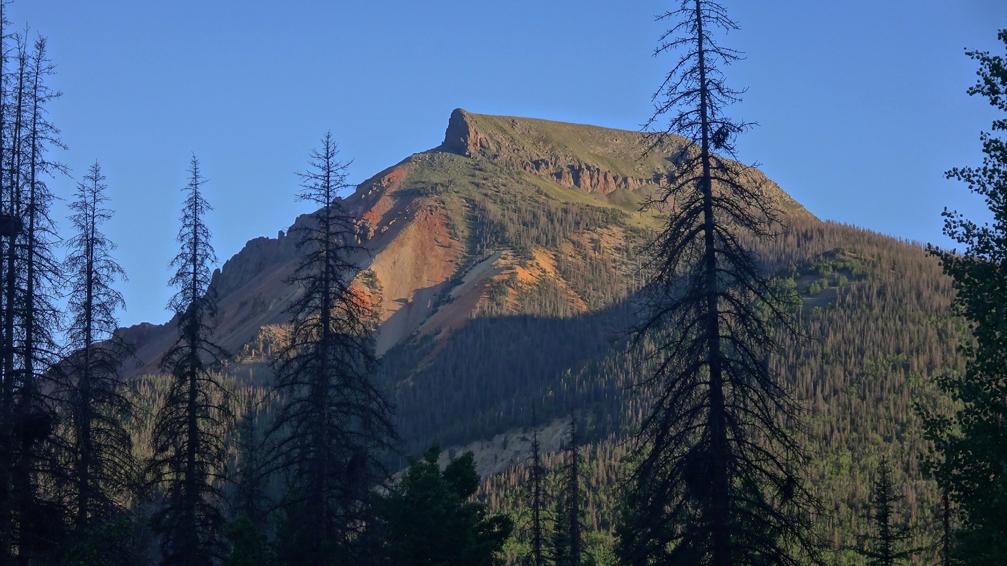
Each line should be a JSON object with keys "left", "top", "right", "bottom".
{"left": 922, "top": 28, "right": 1007, "bottom": 566}
{"left": 270, "top": 133, "right": 394, "bottom": 564}
{"left": 376, "top": 448, "right": 512, "bottom": 565}
{"left": 6, "top": 32, "right": 67, "bottom": 563}
{"left": 527, "top": 417, "right": 546, "bottom": 566}
{"left": 57, "top": 161, "right": 135, "bottom": 558}
{"left": 617, "top": 1, "right": 815, "bottom": 564}
{"left": 551, "top": 416, "right": 584, "bottom": 566}
{"left": 150, "top": 156, "right": 230, "bottom": 565}
{"left": 860, "top": 458, "right": 914, "bottom": 566}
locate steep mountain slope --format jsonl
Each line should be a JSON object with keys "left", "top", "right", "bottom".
{"left": 121, "top": 109, "right": 807, "bottom": 372}
{"left": 121, "top": 110, "right": 957, "bottom": 561}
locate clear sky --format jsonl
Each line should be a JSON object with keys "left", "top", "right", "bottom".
{"left": 11, "top": 0, "right": 1006, "bottom": 327}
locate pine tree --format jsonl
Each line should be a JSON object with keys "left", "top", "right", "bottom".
{"left": 10, "top": 33, "right": 66, "bottom": 563}
{"left": 57, "top": 161, "right": 134, "bottom": 552}
{"left": 860, "top": 458, "right": 914, "bottom": 565}
{"left": 550, "top": 484, "right": 569, "bottom": 566}
{"left": 552, "top": 416, "right": 584, "bottom": 566}
{"left": 0, "top": 7, "right": 17, "bottom": 559}
{"left": 376, "top": 448, "right": 513, "bottom": 565}
{"left": 527, "top": 415, "right": 546, "bottom": 566}
{"left": 941, "top": 484, "right": 952, "bottom": 566}
{"left": 270, "top": 133, "right": 394, "bottom": 564}
{"left": 921, "top": 28, "right": 1007, "bottom": 565}
{"left": 150, "top": 156, "right": 230, "bottom": 565}
{"left": 617, "top": 1, "right": 815, "bottom": 563}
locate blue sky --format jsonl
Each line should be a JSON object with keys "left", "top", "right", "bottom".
{"left": 12, "top": 1, "right": 1006, "bottom": 327}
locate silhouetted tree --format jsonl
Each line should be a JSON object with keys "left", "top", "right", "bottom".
{"left": 0, "top": 7, "right": 18, "bottom": 559}
{"left": 56, "top": 160, "right": 135, "bottom": 554}
{"left": 150, "top": 156, "right": 229, "bottom": 565}
{"left": 941, "top": 484, "right": 952, "bottom": 566}
{"left": 921, "top": 28, "right": 1007, "bottom": 566}
{"left": 551, "top": 484, "right": 569, "bottom": 566}
{"left": 376, "top": 448, "right": 512, "bottom": 565}
{"left": 860, "top": 458, "right": 914, "bottom": 565}
{"left": 270, "top": 133, "right": 394, "bottom": 564}
{"left": 552, "top": 416, "right": 584, "bottom": 566}
{"left": 11, "top": 33, "right": 66, "bottom": 563}
{"left": 617, "top": 1, "right": 815, "bottom": 563}
{"left": 527, "top": 415, "right": 546, "bottom": 566}
{"left": 225, "top": 515, "right": 276, "bottom": 566}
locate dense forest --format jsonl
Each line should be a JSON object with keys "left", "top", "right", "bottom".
{"left": 0, "top": 0, "right": 1004, "bottom": 565}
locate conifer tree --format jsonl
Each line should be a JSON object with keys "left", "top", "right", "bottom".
{"left": 551, "top": 485, "right": 569, "bottom": 566}
{"left": 921, "top": 28, "right": 1007, "bottom": 565}
{"left": 551, "top": 416, "right": 584, "bottom": 566}
{"left": 860, "top": 458, "right": 914, "bottom": 566}
{"left": 57, "top": 161, "right": 134, "bottom": 549}
{"left": 940, "top": 484, "right": 952, "bottom": 566}
{"left": 270, "top": 133, "right": 394, "bottom": 564}
{"left": 527, "top": 416, "right": 546, "bottom": 566}
{"left": 10, "top": 33, "right": 66, "bottom": 563}
{"left": 0, "top": 7, "right": 16, "bottom": 558}
{"left": 376, "top": 448, "right": 512, "bottom": 565}
{"left": 617, "top": 1, "right": 815, "bottom": 563}
{"left": 150, "top": 156, "right": 229, "bottom": 565}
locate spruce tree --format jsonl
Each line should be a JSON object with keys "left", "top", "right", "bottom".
{"left": 921, "top": 28, "right": 1007, "bottom": 565}
{"left": 527, "top": 416, "right": 546, "bottom": 566}
{"left": 551, "top": 416, "right": 584, "bottom": 566}
{"left": 0, "top": 9, "right": 17, "bottom": 559}
{"left": 11, "top": 33, "right": 66, "bottom": 563}
{"left": 550, "top": 484, "right": 569, "bottom": 566}
{"left": 941, "top": 484, "right": 952, "bottom": 566}
{"left": 376, "top": 448, "right": 512, "bottom": 565}
{"left": 617, "top": 1, "right": 815, "bottom": 563}
{"left": 860, "top": 458, "right": 914, "bottom": 566}
{"left": 270, "top": 133, "right": 394, "bottom": 564}
{"left": 150, "top": 156, "right": 229, "bottom": 565}
{"left": 57, "top": 161, "right": 134, "bottom": 552}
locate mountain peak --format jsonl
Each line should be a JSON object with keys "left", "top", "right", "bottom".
{"left": 120, "top": 109, "right": 810, "bottom": 377}
{"left": 440, "top": 109, "right": 669, "bottom": 195}
{"left": 437, "top": 110, "right": 811, "bottom": 217}
{"left": 442, "top": 108, "right": 480, "bottom": 156}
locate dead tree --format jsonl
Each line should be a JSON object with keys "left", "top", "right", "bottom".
{"left": 0, "top": 7, "right": 16, "bottom": 559}
{"left": 10, "top": 34, "right": 66, "bottom": 563}
{"left": 527, "top": 413, "right": 546, "bottom": 566}
{"left": 150, "top": 156, "right": 229, "bottom": 565}
{"left": 617, "top": 1, "right": 815, "bottom": 564}
{"left": 552, "top": 415, "right": 584, "bottom": 566}
{"left": 57, "top": 161, "right": 134, "bottom": 545}
{"left": 269, "top": 133, "right": 394, "bottom": 565}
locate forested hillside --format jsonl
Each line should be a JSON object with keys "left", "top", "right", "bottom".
{"left": 3, "top": 0, "right": 1004, "bottom": 561}
{"left": 115, "top": 110, "right": 960, "bottom": 563}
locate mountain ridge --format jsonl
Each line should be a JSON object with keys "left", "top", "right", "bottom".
{"left": 119, "top": 108, "right": 812, "bottom": 374}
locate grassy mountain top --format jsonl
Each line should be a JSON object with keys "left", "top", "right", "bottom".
{"left": 441, "top": 109, "right": 811, "bottom": 217}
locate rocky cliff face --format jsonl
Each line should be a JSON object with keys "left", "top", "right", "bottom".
{"left": 442, "top": 108, "right": 663, "bottom": 194}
